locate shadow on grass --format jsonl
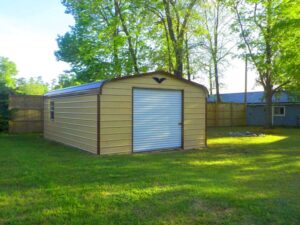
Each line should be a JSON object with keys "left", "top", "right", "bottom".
{"left": 0, "top": 128, "right": 299, "bottom": 225}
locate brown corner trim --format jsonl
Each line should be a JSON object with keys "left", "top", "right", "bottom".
{"left": 205, "top": 97, "right": 208, "bottom": 147}
{"left": 181, "top": 90, "right": 185, "bottom": 150}
{"left": 97, "top": 94, "right": 100, "bottom": 155}
{"left": 131, "top": 87, "right": 134, "bottom": 154}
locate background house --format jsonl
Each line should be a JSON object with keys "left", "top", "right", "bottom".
{"left": 208, "top": 91, "right": 300, "bottom": 127}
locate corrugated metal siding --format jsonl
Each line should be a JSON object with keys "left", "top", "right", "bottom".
{"left": 273, "top": 105, "right": 300, "bottom": 126}
{"left": 247, "top": 105, "right": 266, "bottom": 126}
{"left": 44, "top": 95, "right": 98, "bottom": 153}
{"left": 133, "top": 89, "right": 182, "bottom": 152}
{"left": 247, "top": 104, "right": 300, "bottom": 127}
{"left": 100, "top": 73, "right": 206, "bottom": 155}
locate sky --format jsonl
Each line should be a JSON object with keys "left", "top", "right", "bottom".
{"left": 0, "top": 0, "right": 73, "bottom": 84}
{"left": 0, "top": 0, "right": 262, "bottom": 93}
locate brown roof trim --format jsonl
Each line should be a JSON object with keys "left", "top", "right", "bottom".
{"left": 99, "top": 71, "right": 208, "bottom": 95}
{"left": 45, "top": 71, "right": 208, "bottom": 98}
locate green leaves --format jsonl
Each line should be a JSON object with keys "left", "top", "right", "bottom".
{"left": 231, "top": 0, "right": 300, "bottom": 127}
{"left": 0, "top": 57, "right": 17, "bottom": 132}
{"left": 16, "top": 77, "right": 48, "bottom": 95}
{"left": 233, "top": 0, "right": 299, "bottom": 88}
{"left": 0, "top": 57, "right": 18, "bottom": 89}
{"left": 56, "top": 0, "right": 205, "bottom": 81}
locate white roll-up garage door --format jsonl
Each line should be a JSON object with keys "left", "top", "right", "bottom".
{"left": 133, "top": 88, "right": 182, "bottom": 152}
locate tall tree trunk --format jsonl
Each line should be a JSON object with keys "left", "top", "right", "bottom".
{"left": 174, "top": 45, "right": 183, "bottom": 77}
{"left": 114, "top": 0, "right": 139, "bottom": 74}
{"left": 163, "top": 0, "right": 196, "bottom": 78}
{"left": 264, "top": 0, "right": 273, "bottom": 128}
{"left": 209, "top": 63, "right": 213, "bottom": 95}
{"left": 213, "top": 2, "right": 221, "bottom": 102}
{"left": 163, "top": 0, "right": 182, "bottom": 77}
{"left": 162, "top": 20, "right": 173, "bottom": 73}
{"left": 213, "top": 57, "right": 221, "bottom": 102}
{"left": 264, "top": 85, "right": 273, "bottom": 128}
{"left": 174, "top": 34, "right": 184, "bottom": 77}
{"left": 113, "top": 7, "right": 121, "bottom": 76}
{"left": 185, "top": 34, "right": 191, "bottom": 80}
{"left": 244, "top": 55, "right": 248, "bottom": 103}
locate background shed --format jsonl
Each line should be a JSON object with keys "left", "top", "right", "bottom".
{"left": 208, "top": 91, "right": 300, "bottom": 127}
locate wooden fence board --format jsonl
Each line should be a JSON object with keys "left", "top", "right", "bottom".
{"left": 9, "top": 95, "right": 44, "bottom": 133}
{"left": 207, "top": 103, "right": 246, "bottom": 127}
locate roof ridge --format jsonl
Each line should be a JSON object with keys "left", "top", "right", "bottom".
{"left": 45, "top": 71, "right": 208, "bottom": 97}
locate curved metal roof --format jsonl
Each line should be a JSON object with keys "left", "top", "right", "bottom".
{"left": 45, "top": 71, "right": 208, "bottom": 97}
{"left": 44, "top": 80, "right": 106, "bottom": 97}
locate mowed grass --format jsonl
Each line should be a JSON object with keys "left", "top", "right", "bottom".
{"left": 0, "top": 128, "right": 299, "bottom": 225}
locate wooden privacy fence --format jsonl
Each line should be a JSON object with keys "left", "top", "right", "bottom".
{"left": 9, "top": 95, "right": 44, "bottom": 133}
{"left": 207, "top": 103, "right": 247, "bottom": 127}
{"left": 8, "top": 95, "right": 246, "bottom": 132}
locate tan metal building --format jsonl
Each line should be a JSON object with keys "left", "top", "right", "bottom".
{"left": 44, "top": 71, "right": 208, "bottom": 155}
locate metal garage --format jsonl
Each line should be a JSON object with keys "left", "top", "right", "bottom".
{"left": 44, "top": 71, "right": 208, "bottom": 155}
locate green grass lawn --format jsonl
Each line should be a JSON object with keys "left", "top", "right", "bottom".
{"left": 0, "top": 128, "right": 299, "bottom": 225}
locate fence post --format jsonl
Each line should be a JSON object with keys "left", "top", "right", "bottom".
{"left": 215, "top": 102, "right": 218, "bottom": 127}
{"left": 230, "top": 103, "right": 233, "bottom": 127}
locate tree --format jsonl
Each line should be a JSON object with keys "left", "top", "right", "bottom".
{"left": 56, "top": 0, "right": 153, "bottom": 82}
{"left": 145, "top": 0, "right": 199, "bottom": 77}
{"left": 57, "top": 0, "right": 206, "bottom": 82}
{"left": 16, "top": 77, "right": 48, "bottom": 95}
{"left": 232, "top": 0, "right": 300, "bottom": 128}
{"left": 274, "top": 0, "right": 300, "bottom": 89}
{"left": 0, "top": 56, "right": 17, "bottom": 132}
{"left": 198, "top": 0, "right": 235, "bottom": 102}
{"left": 203, "top": 0, "right": 233, "bottom": 102}
{"left": 0, "top": 57, "right": 17, "bottom": 89}
{"left": 54, "top": 73, "right": 79, "bottom": 89}
{"left": 114, "top": 0, "right": 139, "bottom": 74}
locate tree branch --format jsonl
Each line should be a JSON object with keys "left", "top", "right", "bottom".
{"left": 179, "top": 0, "right": 197, "bottom": 38}
{"left": 273, "top": 80, "right": 291, "bottom": 93}
{"left": 253, "top": 3, "right": 266, "bottom": 37}
{"left": 234, "top": 2, "right": 261, "bottom": 75}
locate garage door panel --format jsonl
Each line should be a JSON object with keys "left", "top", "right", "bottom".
{"left": 133, "top": 88, "right": 182, "bottom": 152}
